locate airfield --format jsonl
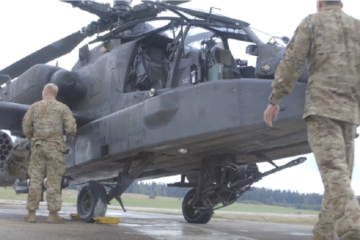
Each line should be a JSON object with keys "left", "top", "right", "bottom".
{"left": 0, "top": 204, "right": 319, "bottom": 240}
{"left": 0, "top": 189, "right": 341, "bottom": 240}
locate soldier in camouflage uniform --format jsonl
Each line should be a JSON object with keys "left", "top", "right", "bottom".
{"left": 263, "top": 1, "right": 360, "bottom": 239}
{"left": 22, "top": 83, "right": 77, "bottom": 224}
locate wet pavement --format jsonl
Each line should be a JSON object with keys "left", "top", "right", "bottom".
{"left": 0, "top": 204, "right": 338, "bottom": 240}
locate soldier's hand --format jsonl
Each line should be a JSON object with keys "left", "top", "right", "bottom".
{"left": 264, "top": 104, "right": 280, "bottom": 127}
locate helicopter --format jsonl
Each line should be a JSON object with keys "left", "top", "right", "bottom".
{"left": 0, "top": 0, "right": 310, "bottom": 224}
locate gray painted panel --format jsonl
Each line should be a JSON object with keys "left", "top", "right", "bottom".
{"left": 239, "top": 79, "right": 307, "bottom": 129}
{"left": 73, "top": 80, "right": 242, "bottom": 167}
{"left": 71, "top": 78, "right": 310, "bottom": 170}
{"left": 144, "top": 80, "right": 241, "bottom": 147}
{"left": 75, "top": 121, "right": 102, "bottom": 166}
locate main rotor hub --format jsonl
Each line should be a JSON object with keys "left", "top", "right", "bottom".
{"left": 113, "top": 0, "right": 132, "bottom": 13}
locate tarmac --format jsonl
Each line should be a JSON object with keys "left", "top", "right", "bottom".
{"left": 0, "top": 203, "right": 340, "bottom": 240}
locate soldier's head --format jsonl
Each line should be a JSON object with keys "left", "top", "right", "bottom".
{"left": 42, "top": 83, "right": 58, "bottom": 99}
{"left": 317, "top": 1, "right": 343, "bottom": 12}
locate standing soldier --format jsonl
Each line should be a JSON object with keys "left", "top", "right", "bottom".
{"left": 22, "top": 83, "right": 77, "bottom": 223}
{"left": 263, "top": 1, "right": 360, "bottom": 240}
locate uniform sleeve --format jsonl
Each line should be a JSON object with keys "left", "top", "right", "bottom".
{"left": 63, "top": 106, "right": 77, "bottom": 143}
{"left": 22, "top": 105, "right": 35, "bottom": 140}
{"left": 269, "top": 16, "right": 312, "bottom": 105}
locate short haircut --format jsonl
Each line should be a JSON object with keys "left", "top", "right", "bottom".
{"left": 43, "top": 83, "right": 58, "bottom": 96}
{"left": 324, "top": 1, "right": 342, "bottom": 5}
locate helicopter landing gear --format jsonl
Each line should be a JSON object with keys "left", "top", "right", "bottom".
{"left": 182, "top": 188, "right": 213, "bottom": 224}
{"left": 106, "top": 153, "right": 159, "bottom": 208}
{"left": 170, "top": 155, "right": 307, "bottom": 224}
{"left": 76, "top": 180, "right": 108, "bottom": 223}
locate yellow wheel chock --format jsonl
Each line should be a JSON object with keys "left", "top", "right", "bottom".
{"left": 70, "top": 213, "right": 79, "bottom": 220}
{"left": 93, "top": 217, "right": 120, "bottom": 224}
{"left": 70, "top": 214, "right": 119, "bottom": 224}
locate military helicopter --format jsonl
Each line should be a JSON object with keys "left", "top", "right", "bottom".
{"left": 0, "top": 0, "right": 310, "bottom": 224}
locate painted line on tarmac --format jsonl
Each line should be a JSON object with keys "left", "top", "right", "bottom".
{"left": 289, "top": 233, "right": 313, "bottom": 236}
{"left": 120, "top": 218, "right": 259, "bottom": 240}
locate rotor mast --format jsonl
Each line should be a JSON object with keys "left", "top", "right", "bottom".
{"left": 113, "top": 0, "right": 132, "bottom": 13}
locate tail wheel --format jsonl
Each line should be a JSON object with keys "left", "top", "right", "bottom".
{"left": 182, "top": 188, "right": 213, "bottom": 224}
{"left": 77, "top": 180, "right": 108, "bottom": 223}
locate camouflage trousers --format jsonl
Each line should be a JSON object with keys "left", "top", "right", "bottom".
{"left": 306, "top": 115, "right": 360, "bottom": 240}
{"left": 26, "top": 144, "right": 66, "bottom": 212}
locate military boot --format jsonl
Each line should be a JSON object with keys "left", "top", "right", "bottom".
{"left": 24, "top": 210, "right": 36, "bottom": 223}
{"left": 47, "top": 211, "right": 65, "bottom": 224}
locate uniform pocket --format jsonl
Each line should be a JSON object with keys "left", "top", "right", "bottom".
{"left": 43, "top": 147, "right": 66, "bottom": 177}
{"left": 56, "top": 159, "right": 66, "bottom": 177}
{"left": 53, "top": 148, "right": 66, "bottom": 176}
{"left": 306, "top": 115, "right": 327, "bottom": 142}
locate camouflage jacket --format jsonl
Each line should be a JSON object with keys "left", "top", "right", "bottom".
{"left": 22, "top": 97, "right": 77, "bottom": 152}
{"left": 269, "top": 5, "right": 360, "bottom": 124}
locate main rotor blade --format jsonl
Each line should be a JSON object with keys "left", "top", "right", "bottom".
{"left": 141, "top": 0, "right": 191, "bottom": 6}
{"left": 0, "top": 31, "right": 86, "bottom": 80}
{"left": 163, "top": 0, "right": 191, "bottom": 5}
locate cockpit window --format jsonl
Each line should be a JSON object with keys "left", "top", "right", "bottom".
{"left": 228, "top": 39, "right": 257, "bottom": 67}
{"left": 210, "top": 27, "right": 247, "bottom": 36}
{"left": 123, "top": 20, "right": 172, "bottom": 38}
{"left": 183, "top": 27, "right": 223, "bottom": 55}
{"left": 249, "top": 27, "right": 288, "bottom": 47}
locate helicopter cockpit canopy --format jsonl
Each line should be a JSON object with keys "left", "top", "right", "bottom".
{"left": 85, "top": 1, "right": 297, "bottom": 89}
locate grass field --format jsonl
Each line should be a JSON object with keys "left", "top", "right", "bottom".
{"left": 120, "top": 197, "right": 319, "bottom": 215}
{"left": 0, "top": 188, "right": 319, "bottom": 225}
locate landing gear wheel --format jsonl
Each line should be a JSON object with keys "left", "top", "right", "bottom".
{"left": 182, "top": 188, "right": 213, "bottom": 224}
{"left": 77, "top": 180, "right": 108, "bottom": 223}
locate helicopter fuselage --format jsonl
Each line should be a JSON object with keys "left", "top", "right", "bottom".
{"left": 0, "top": 23, "right": 311, "bottom": 186}
{"left": 0, "top": 1, "right": 311, "bottom": 224}
{"left": 60, "top": 34, "right": 310, "bottom": 185}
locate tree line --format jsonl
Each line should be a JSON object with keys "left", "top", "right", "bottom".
{"left": 68, "top": 182, "right": 360, "bottom": 211}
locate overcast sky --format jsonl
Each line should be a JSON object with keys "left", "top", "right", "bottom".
{"left": 1, "top": 0, "right": 360, "bottom": 196}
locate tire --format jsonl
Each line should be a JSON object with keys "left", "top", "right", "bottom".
{"left": 182, "top": 188, "right": 213, "bottom": 224}
{"left": 77, "top": 181, "right": 108, "bottom": 223}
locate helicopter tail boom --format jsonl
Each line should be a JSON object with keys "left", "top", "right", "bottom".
{"left": 0, "top": 101, "right": 95, "bottom": 137}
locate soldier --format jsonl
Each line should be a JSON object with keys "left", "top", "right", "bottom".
{"left": 22, "top": 83, "right": 77, "bottom": 223}
{"left": 263, "top": 1, "right": 360, "bottom": 240}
